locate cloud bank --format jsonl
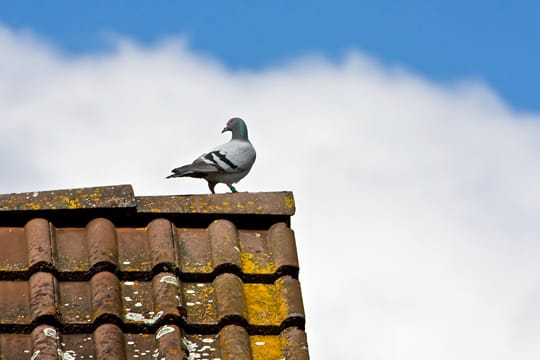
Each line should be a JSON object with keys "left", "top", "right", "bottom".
{"left": 1, "top": 26, "right": 540, "bottom": 359}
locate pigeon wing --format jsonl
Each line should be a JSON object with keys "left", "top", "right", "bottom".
{"left": 167, "top": 157, "right": 220, "bottom": 178}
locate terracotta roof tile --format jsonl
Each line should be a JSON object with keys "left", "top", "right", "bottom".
{"left": 0, "top": 272, "right": 304, "bottom": 331}
{"left": 0, "top": 218, "right": 299, "bottom": 281}
{"left": 0, "top": 324, "right": 308, "bottom": 360}
{"left": 0, "top": 185, "right": 309, "bottom": 359}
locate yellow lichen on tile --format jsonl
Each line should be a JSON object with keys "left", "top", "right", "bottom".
{"left": 87, "top": 188, "right": 102, "bottom": 202}
{"left": 51, "top": 195, "right": 81, "bottom": 209}
{"left": 251, "top": 335, "right": 283, "bottom": 360}
{"left": 183, "top": 283, "right": 217, "bottom": 324}
{"left": 189, "top": 202, "right": 211, "bottom": 213}
{"left": 68, "top": 198, "right": 81, "bottom": 209}
{"left": 0, "top": 261, "right": 27, "bottom": 271}
{"left": 274, "top": 278, "right": 293, "bottom": 321}
{"left": 243, "top": 284, "right": 281, "bottom": 326}
{"left": 182, "top": 259, "right": 213, "bottom": 273}
{"left": 283, "top": 195, "right": 295, "bottom": 210}
{"left": 240, "top": 252, "right": 276, "bottom": 275}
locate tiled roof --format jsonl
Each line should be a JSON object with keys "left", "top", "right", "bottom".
{"left": 0, "top": 185, "right": 308, "bottom": 360}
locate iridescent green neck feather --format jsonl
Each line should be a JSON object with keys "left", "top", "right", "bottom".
{"left": 231, "top": 118, "right": 249, "bottom": 140}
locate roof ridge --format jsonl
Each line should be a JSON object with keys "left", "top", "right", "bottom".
{"left": 0, "top": 184, "right": 295, "bottom": 216}
{"left": 0, "top": 184, "right": 135, "bottom": 211}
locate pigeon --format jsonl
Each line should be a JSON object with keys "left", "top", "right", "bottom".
{"left": 167, "top": 117, "right": 256, "bottom": 193}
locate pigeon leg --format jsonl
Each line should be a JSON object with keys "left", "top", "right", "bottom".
{"left": 228, "top": 184, "right": 237, "bottom": 193}
{"left": 208, "top": 182, "right": 217, "bottom": 194}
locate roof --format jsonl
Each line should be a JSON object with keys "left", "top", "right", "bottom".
{"left": 0, "top": 185, "right": 308, "bottom": 360}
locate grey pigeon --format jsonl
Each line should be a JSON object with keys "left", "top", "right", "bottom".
{"left": 167, "top": 117, "right": 256, "bottom": 193}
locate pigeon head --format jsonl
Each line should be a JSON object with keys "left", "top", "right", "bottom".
{"left": 222, "top": 117, "right": 249, "bottom": 140}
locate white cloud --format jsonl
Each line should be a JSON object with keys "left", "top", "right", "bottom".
{"left": 1, "top": 25, "right": 540, "bottom": 359}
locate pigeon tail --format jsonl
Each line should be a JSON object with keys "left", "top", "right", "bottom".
{"left": 166, "top": 165, "right": 194, "bottom": 179}
{"left": 167, "top": 161, "right": 219, "bottom": 179}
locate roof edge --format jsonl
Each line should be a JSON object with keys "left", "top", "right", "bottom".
{"left": 0, "top": 185, "right": 295, "bottom": 216}
{"left": 136, "top": 191, "right": 295, "bottom": 216}
{"left": 0, "top": 184, "right": 136, "bottom": 211}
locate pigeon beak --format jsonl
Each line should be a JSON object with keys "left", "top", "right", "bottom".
{"left": 222, "top": 126, "right": 230, "bottom": 133}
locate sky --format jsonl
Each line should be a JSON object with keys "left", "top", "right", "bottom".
{"left": 2, "top": 1, "right": 540, "bottom": 111}
{"left": 1, "top": 2, "right": 540, "bottom": 359}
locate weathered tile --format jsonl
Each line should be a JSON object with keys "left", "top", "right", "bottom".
{"left": 0, "top": 185, "right": 308, "bottom": 359}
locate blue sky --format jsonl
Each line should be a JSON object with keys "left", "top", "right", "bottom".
{"left": 1, "top": 1, "right": 539, "bottom": 111}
